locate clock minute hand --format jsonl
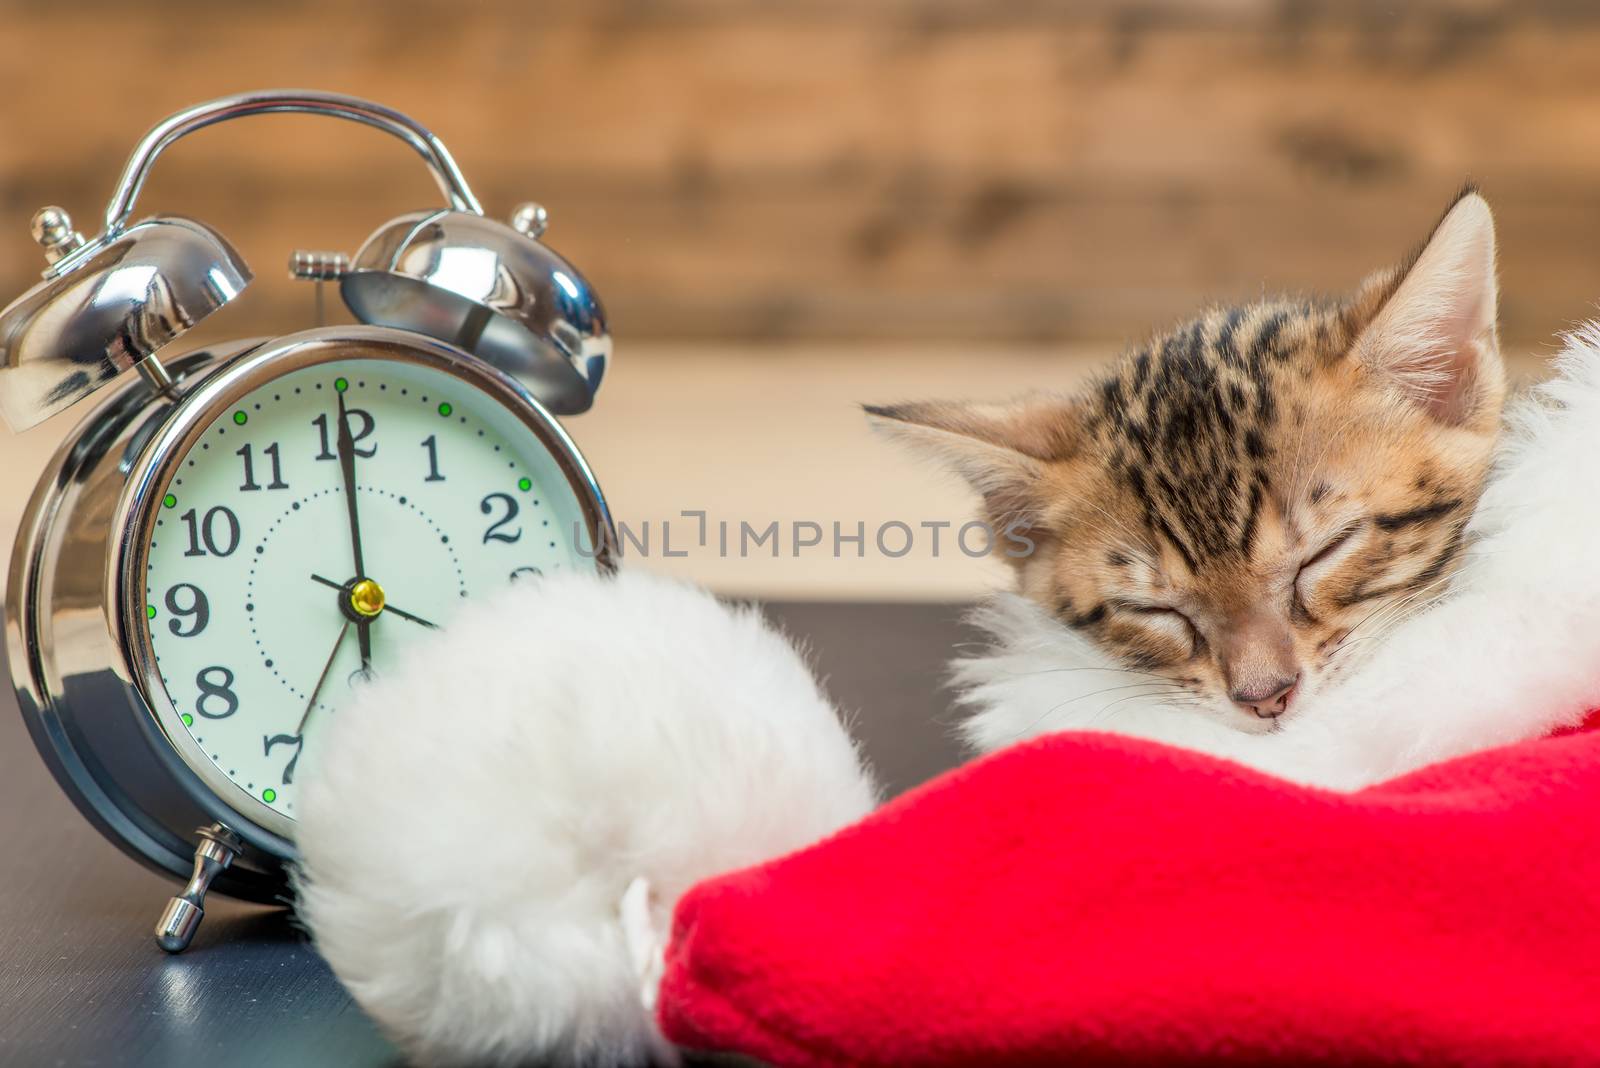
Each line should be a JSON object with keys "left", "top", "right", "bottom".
{"left": 334, "top": 389, "right": 373, "bottom": 674}
{"left": 335, "top": 388, "right": 365, "bottom": 577}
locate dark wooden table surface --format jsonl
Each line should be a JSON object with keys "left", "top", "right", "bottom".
{"left": 0, "top": 602, "right": 970, "bottom": 1068}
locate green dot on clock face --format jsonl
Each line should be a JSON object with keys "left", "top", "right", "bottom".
{"left": 146, "top": 604, "right": 156, "bottom": 619}
{"left": 181, "top": 713, "right": 194, "bottom": 728}
{"left": 233, "top": 410, "right": 248, "bottom": 425}
{"left": 438, "top": 401, "right": 453, "bottom": 417}
{"left": 263, "top": 788, "right": 277, "bottom": 803}
{"left": 518, "top": 477, "right": 532, "bottom": 492}
{"left": 162, "top": 493, "right": 177, "bottom": 509}
{"left": 334, "top": 377, "right": 349, "bottom": 393}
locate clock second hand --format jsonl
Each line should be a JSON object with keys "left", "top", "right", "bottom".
{"left": 297, "top": 619, "right": 351, "bottom": 736}
{"left": 308, "top": 573, "right": 440, "bottom": 629}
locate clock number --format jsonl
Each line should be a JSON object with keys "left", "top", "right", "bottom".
{"left": 481, "top": 493, "right": 522, "bottom": 544}
{"left": 509, "top": 566, "right": 543, "bottom": 582}
{"left": 180, "top": 506, "right": 241, "bottom": 558}
{"left": 164, "top": 583, "right": 210, "bottom": 637}
{"left": 264, "top": 733, "right": 304, "bottom": 786}
{"left": 195, "top": 666, "right": 239, "bottom": 720}
{"left": 313, "top": 410, "right": 376, "bottom": 460}
{"left": 237, "top": 442, "right": 288, "bottom": 491}
{"left": 421, "top": 435, "right": 446, "bottom": 482}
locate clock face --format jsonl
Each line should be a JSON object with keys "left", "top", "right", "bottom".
{"left": 139, "top": 354, "right": 604, "bottom": 831}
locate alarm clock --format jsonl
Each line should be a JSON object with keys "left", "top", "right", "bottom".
{"left": 0, "top": 90, "right": 616, "bottom": 952}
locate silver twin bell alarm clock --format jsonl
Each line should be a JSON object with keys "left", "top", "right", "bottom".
{"left": 0, "top": 90, "right": 617, "bottom": 951}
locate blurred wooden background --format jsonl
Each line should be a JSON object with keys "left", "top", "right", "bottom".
{"left": 0, "top": 1, "right": 1596, "bottom": 599}
{"left": 3, "top": 0, "right": 1600, "bottom": 347}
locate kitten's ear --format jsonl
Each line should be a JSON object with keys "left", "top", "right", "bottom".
{"left": 864, "top": 395, "right": 1080, "bottom": 524}
{"left": 1346, "top": 189, "right": 1502, "bottom": 427}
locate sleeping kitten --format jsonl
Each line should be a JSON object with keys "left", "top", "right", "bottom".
{"left": 869, "top": 189, "right": 1502, "bottom": 737}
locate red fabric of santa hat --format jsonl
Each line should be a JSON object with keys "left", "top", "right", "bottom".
{"left": 660, "top": 721, "right": 1600, "bottom": 1066}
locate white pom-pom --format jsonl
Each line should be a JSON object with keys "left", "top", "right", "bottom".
{"left": 294, "top": 569, "right": 877, "bottom": 1066}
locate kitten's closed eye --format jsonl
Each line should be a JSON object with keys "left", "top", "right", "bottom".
{"left": 1112, "top": 601, "right": 1204, "bottom": 657}
{"left": 1292, "top": 523, "right": 1368, "bottom": 625}
{"left": 1296, "top": 524, "right": 1364, "bottom": 593}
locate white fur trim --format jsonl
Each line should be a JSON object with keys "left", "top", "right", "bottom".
{"left": 294, "top": 569, "right": 877, "bottom": 1067}
{"left": 957, "top": 323, "right": 1600, "bottom": 789}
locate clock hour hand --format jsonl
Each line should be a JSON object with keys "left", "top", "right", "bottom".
{"left": 334, "top": 388, "right": 373, "bottom": 673}
{"left": 382, "top": 603, "right": 439, "bottom": 630}
{"left": 309, "top": 573, "right": 440, "bottom": 630}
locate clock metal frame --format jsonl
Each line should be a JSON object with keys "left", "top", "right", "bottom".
{"left": 7, "top": 325, "right": 617, "bottom": 935}
{"left": 7, "top": 341, "right": 288, "bottom": 904}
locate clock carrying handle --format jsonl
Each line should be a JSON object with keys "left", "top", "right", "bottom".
{"left": 101, "top": 89, "right": 484, "bottom": 236}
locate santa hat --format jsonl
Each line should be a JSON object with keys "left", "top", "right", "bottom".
{"left": 294, "top": 325, "right": 1600, "bottom": 1066}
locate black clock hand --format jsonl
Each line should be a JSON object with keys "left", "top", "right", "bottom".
{"left": 334, "top": 389, "right": 373, "bottom": 673}
{"left": 309, "top": 573, "right": 441, "bottom": 630}
{"left": 297, "top": 619, "right": 351, "bottom": 735}
{"left": 380, "top": 603, "right": 439, "bottom": 630}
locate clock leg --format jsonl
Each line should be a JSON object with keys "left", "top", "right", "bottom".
{"left": 154, "top": 824, "right": 243, "bottom": 953}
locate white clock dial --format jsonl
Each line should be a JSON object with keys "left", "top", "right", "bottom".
{"left": 141, "top": 357, "right": 602, "bottom": 825}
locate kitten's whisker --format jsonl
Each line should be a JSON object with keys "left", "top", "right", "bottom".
{"left": 1285, "top": 397, "right": 1327, "bottom": 503}
{"left": 1074, "top": 496, "right": 1145, "bottom": 541}
{"left": 1044, "top": 680, "right": 1179, "bottom": 709}
{"left": 1005, "top": 681, "right": 1178, "bottom": 741}
{"left": 1336, "top": 571, "right": 1458, "bottom": 648}
{"left": 1330, "top": 583, "right": 1455, "bottom": 662}
{"left": 1288, "top": 409, "right": 1368, "bottom": 503}
{"left": 1329, "top": 633, "right": 1390, "bottom": 655}
{"left": 1334, "top": 606, "right": 1419, "bottom": 656}
{"left": 1067, "top": 505, "right": 1150, "bottom": 561}
{"left": 1338, "top": 594, "right": 1416, "bottom": 648}
{"left": 997, "top": 664, "right": 1171, "bottom": 683}
{"left": 1086, "top": 688, "right": 1197, "bottom": 727}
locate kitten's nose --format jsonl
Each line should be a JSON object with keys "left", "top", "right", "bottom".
{"left": 1229, "top": 674, "right": 1299, "bottom": 719}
